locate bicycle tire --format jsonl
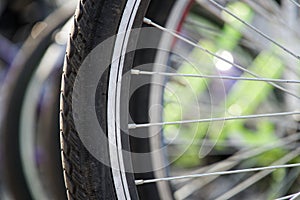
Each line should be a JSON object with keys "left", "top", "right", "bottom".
{"left": 60, "top": 0, "right": 176, "bottom": 199}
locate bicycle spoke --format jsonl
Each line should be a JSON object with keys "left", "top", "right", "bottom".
{"left": 288, "top": 0, "right": 300, "bottom": 7}
{"left": 131, "top": 69, "right": 300, "bottom": 84}
{"left": 290, "top": 192, "right": 300, "bottom": 200}
{"left": 276, "top": 191, "right": 300, "bottom": 200}
{"left": 271, "top": 168, "right": 300, "bottom": 200}
{"left": 242, "top": 0, "right": 282, "bottom": 23}
{"left": 215, "top": 148, "right": 300, "bottom": 200}
{"left": 143, "top": 18, "right": 300, "bottom": 99}
{"left": 138, "top": 149, "right": 300, "bottom": 199}
{"left": 173, "top": 133, "right": 300, "bottom": 199}
{"left": 129, "top": 111, "right": 300, "bottom": 129}
{"left": 177, "top": 132, "right": 300, "bottom": 177}
{"left": 205, "top": 0, "right": 300, "bottom": 60}
{"left": 135, "top": 162, "right": 300, "bottom": 185}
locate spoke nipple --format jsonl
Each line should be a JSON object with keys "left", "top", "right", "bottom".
{"left": 131, "top": 69, "right": 140, "bottom": 75}
{"left": 128, "top": 123, "right": 137, "bottom": 129}
{"left": 143, "top": 17, "right": 152, "bottom": 25}
{"left": 135, "top": 180, "right": 144, "bottom": 185}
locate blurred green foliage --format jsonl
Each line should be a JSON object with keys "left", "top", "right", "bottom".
{"left": 163, "top": 2, "right": 288, "bottom": 169}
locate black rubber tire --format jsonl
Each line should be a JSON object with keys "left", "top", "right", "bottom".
{"left": 60, "top": 0, "right": 175, "bottom": 199}
{"left": 0, "top": 2, "right": 74, "bottom": 199}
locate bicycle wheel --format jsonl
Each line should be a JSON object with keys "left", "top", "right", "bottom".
{"left": 61, "top": 0, "right": 300, "bottom": 199}
{"left": 0, "top": 2, "right": 75, "bottom": 199}
{"left": 20, "top": 40, "right": 68, "bottom": 200}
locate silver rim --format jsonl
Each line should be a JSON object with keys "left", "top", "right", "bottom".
{"left": 108, "top": 0, "right": 141, "bottom": 199}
